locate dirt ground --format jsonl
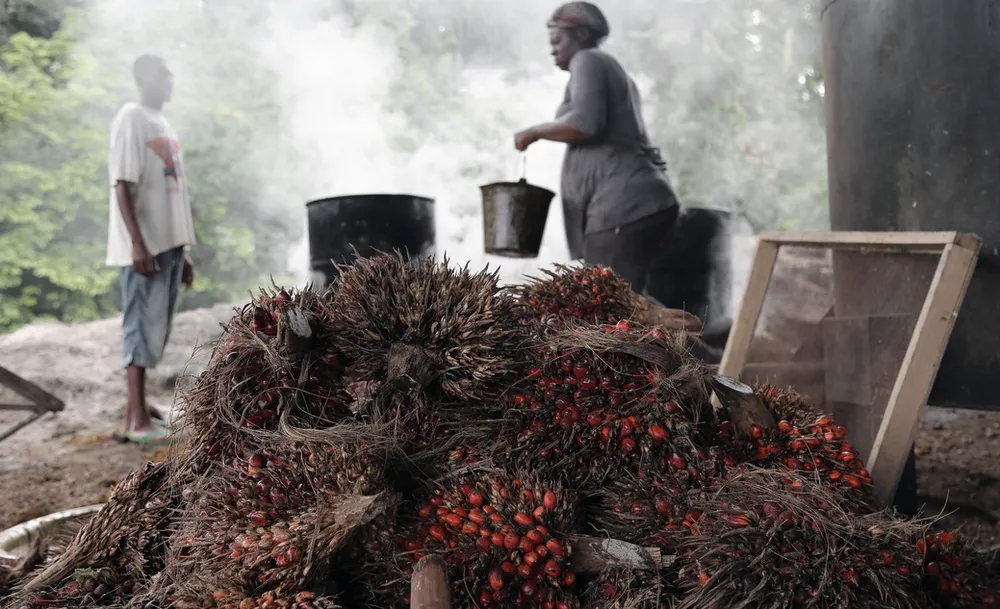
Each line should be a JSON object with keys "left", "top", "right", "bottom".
{"left": 0, "top": 303, "right": 998, "bottom": 551}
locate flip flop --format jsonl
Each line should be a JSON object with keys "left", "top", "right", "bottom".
{"left": 112, "top": 418, "right": 169, "bottom": 443}
{"left": 123, "top": 426, "right": 173, "bottom": 446}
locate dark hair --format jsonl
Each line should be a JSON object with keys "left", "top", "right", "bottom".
{"left": 133, "top": 54, "right": 165, "bottom": 82}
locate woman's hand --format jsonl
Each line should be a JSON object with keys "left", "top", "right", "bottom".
{"left": 514, "top": 127, "right": 539, "bottom": 151}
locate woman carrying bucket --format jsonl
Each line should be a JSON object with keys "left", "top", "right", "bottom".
{"left": 514, "top": 1, "right": 679, "bottom": 295}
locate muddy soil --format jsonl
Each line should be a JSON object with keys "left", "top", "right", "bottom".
{"left": 0, "top": 304, "right": 997, "bottom": 551}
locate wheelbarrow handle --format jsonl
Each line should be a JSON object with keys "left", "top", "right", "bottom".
{"left": 410, "top": 555, "right": 451, "bottom": 609}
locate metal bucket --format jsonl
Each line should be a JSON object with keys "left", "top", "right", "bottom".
{"left": 0, "top": 504, "right": 103, "bottom": 560}
{"left": 306, "top": 194, "right": 435, "bottom": 288}
{"left": 480, "top": 178, "right": 555, "bottom": 258}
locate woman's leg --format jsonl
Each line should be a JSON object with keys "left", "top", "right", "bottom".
{"left": 582, "top": 207, "right": 679, "bottom": 293}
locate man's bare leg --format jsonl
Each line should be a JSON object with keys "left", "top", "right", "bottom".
{"left": 124, "top": 364, "right": 157, "bottom": 433}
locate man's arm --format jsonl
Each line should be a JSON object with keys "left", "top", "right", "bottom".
{"left": 516, "top": 51, "right": 608, "bottom": 150}
{"left": 114, "top": 181, "right": 156, "bottom": 277}
{"left": 110, "top": 109, "right": 156, "bottom": 277}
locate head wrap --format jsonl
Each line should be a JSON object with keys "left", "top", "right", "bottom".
{"left": 547, "top": 2, "right": 610, "bottom": 42}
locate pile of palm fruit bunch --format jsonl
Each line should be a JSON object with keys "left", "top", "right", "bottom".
{"left": 2, "top": 254, "right": 999, "bottom": 609}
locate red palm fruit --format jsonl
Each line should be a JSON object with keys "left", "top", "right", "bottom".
{"left": 524, "top": 551, "right": 541, "bottom": 567}
{"left": 476, "top": 536, "right": 491, "bottom": 553}
{"left": 544, "top": 560, "right": 561, "bottom": 578}
{"left": 562, "top": 571, "right": 576, "bottom": 587}
{"left": 602, "top": 582, "right": 618, "bottom": 598}
{"left": 505, "top": 532, "right": 521, "bottom": 550}
{"left": 545, "top": 539, "right": 565, "bottom": 557}
{"left": 491, "top": 532, "right": 505, "bottom": 547}
{"left": 543, "top": 491, "right": 557, "bottom": 511}
{"left": 514, "top": 512, "right": 534, "bottom": 527}
{"left": 648, "top": 424, "right": 669, "bottom": 444}
{"left": 489, "top": 569, "right": 504, "bottom": 590}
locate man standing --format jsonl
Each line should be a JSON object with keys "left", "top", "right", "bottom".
{"left": 106, "top": 54, "right": 196, "bottom": 444}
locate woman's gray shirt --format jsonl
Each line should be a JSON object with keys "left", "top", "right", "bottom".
{"left": 557, "top": 48, "right": 677, "bottom": 259}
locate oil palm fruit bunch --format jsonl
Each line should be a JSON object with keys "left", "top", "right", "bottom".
{"left": 384, "top": 473, "right": 582, "bottom": 609}
{"left": 677, "top": 469, "right": 925, "bottom": 609}
{"left": 329, "top": 253, "right": 527, "bottom": 407}
{"left": 183, "top": 587, "right": 342, "bottom": 609}
{"left": 510, "top": 265, "right": 642, "bottom": 329}
{"left": 182, "top": 288, "right": 351, "bottom": 471}
{"left": 498, "top": 321, "right": 715, "bottom": 488}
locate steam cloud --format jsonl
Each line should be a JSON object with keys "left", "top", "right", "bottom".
{"left": 71, "top": 0, "right": 825, "bottom": 298}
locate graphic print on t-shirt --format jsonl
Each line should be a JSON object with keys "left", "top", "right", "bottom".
{"left": 147, "top": 137, "right": 183, "bottom": 180}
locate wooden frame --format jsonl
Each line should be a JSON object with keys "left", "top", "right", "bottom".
{"left": 0, "top": 364, "right": 65, "bottom": 443}
{"left": 718, "top": 231, "right": 981, "bottom": 506}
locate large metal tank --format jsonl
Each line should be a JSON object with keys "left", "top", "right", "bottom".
{"left": 647, "top": 207, "right": 755, "bottom": 342}
{"left": 306, "top": 194, "right": 435, "bottom": 288}
{"left": 822, "top": 1, "right": 1000, "bottom": 410}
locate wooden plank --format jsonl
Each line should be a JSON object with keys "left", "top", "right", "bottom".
{"left": 0, "top": 412, "right": 45, "bottom": 443}
{"left": 760, "top": 231, "right": 979, "bottom": 252}
{"left": 868, "top": 242, "right": 980, "bottom": 506}
{"left": 718, "top": 240, "right": 780, "bottom": 379}
{"left": 410, "top": 555, "right": 450, "bottom": 609}
{"left": 0, "top": 365, "right": 64, "bottom": 412}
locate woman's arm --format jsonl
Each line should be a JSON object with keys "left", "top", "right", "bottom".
{"left": 516, "top": 51, "right": 608, "bottom": 151}
{"left": 515, "top": 120, "right": 588, "bottom": 150}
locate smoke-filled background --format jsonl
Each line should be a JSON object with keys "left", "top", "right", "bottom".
{"left": 0, "top": 0, "right": 827, "bottom": 332}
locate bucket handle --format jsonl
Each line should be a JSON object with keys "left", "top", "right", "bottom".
{"left": 515, "top": 152, "right": 528, "bottom": 183}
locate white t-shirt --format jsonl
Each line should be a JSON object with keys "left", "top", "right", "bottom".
{"left": 105, "top": 102, "right": 196, "bottom": 267}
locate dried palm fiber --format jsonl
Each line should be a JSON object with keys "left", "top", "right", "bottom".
{"left": 164, "top": 441, "right": 393, "bottom": 600}
{"left": 377, "top": 471, "right": 583, "bottom": 609}
{"left": 494, "top": 320, "right": 717, "bottom": 489}
{"left": 175, "top": 286, "right": 353, "bottom": 476}
{"left": 8, "top": 461, "right": 177, "bottom": 605}
{"left": 675, "top": 468, "right": 928, "bottom": 609}
{"left": 581, "top": 569, "right": 674, "bottom": 609}
{"left": 175, "top": 587, "right": 343, "bottom": 609}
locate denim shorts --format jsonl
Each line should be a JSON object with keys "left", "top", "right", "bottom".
{"left": 120, "top": 247, "right": 184, "bottom": 369}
